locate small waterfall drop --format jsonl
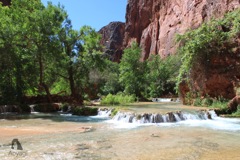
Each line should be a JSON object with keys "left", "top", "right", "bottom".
{"left": 111, "top": 110, "right": 218, "bottom": 124}
{"left": 97, "top": 108, "right": 112, "bottom": 117}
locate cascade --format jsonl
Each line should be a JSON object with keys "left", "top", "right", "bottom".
{"left": 111, "top": 110, "right": 218, "bottom": 124}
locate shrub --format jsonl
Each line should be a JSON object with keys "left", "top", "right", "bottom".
{"left": 60, "top": 103, "right": 70, "bottom": 112}
{"left": 72, "top": 107, "right": 98, "bottom": 116}
{"left": 232, "top": 105, "right": 240, "bottom": 117}
{"left": 19, "top": 104, "right": 31, "bottom": 113}
{"left": 201, "top": 97, "right": 213, "bottom": 107}
{"left": 111, "top": 108, "right": 118, "bottom": 117}
{"left": 175, "top": 9, "right": 240, "bottom": 93}
{"left": 100, "top": 93, "right": 136, "bottom": 106}
{"left": 209, "top": 100, "right": 228, "bottom": 109}
{"left": 33, "top": 103, "right": 60, "bottom": 112}
{"left": 193, "top": 97, "right": 202, "bottom": 106}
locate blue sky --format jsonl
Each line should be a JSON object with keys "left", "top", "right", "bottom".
{"left": 41, "top": 0, "right": 127, "bottom": 31}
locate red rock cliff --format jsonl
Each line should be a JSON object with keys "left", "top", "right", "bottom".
{"left": 124, "top": 0, "right": 240, "bottom": 60}
{"left": 99, "top": 22, "right": 125, "bottom": 62}
{"left": 123, "top": 0, "right": 240, "bottom": 100}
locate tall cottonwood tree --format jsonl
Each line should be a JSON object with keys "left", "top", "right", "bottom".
{"left": 0, "top": 0, "right": 66, "bottom": 104}
{"left": 58, "top": 19, "right": 103, "bottom": 103}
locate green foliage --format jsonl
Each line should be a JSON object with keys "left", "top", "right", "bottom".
{"left": 72, "top": 107, "right": 98, "bottom": 116}
{"left": 111, "top": 108, "right": 119, "bottom": 117}
{"left": 232, "top": 106, "right": 240, "bottom": 117}
{"left": 100, "top": 93, "right": 136, "bottom": 106}
{"left": 0, "top": 0, "right": 67, "bottom": 103}
{"left": 209, "top": 99, "right": 228, "bottom": 109}
{"left": 119, "top": 42, "right": 147, "bottom": 98}
{"left": 175, "top": 9, "right": 240, "bottom": 92}
{"left": 201, "top": 97, "right": 213, "bottom": 107}
{"left": 99, "top": 59, "right": 122, "bottom": 95}
{"left": 0, "top": 0, "right": 105, "bottom": 104}
{"left": 145, "top": 54, "right": 180, "bottom": 98}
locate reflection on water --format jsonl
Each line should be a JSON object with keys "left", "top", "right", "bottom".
{"left": 0, "top": 103, "right": 240, "bottom": 160}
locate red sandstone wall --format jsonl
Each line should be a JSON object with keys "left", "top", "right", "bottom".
{"left": 124, "top": 0, "right": 240, "bottom": 60}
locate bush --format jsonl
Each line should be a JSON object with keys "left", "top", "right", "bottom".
{"left": 60, "top": 103, "right": 70, "bottom": 112}
{"left": 209, "top": 100, "right": 228, "bottom": 109}
{"left": 193, "top": 97, "right": 202, "bottom": 106}
{"left": 201, "top": 98, "right": 213, "bottom": 107}
{"left": 19, "top": 104, "right": 31, "bottom": 113}
{"left": 100, "top": 93, "right": 136, "bottom": 106}
{"left": 33, "top": 103, "right": 60, "bottom": 112}
{"left": 72, "top": 107, "right": 98, "bottom": 116}
{"left": 232, "top": 105, "right": 240, "bottom": 117}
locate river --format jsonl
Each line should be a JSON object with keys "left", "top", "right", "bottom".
{"left": 0, "top": 102, "right": 240, "bottom": 160}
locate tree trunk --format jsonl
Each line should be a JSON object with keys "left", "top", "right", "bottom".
{"left": 68, "top": 65, "right": 82, "bottom": 105}
{"left": 38, "top": 52, "right": 52, "bottom": 103}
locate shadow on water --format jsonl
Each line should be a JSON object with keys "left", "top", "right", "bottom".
{"left": 0, "top": 112, "right": 110, "bottom": 123}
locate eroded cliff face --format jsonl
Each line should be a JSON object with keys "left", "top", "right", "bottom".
{"left": 99, "top": 22, "right": 125, "bottom": 62}
{"left": 98, "top": 0, "right": 240, "bottom": 99}
{"left": 123, "top": 0, "right": 240, "bottom": 100}
{"left": 124, "top": 0, "right": 240, "bottom": 60}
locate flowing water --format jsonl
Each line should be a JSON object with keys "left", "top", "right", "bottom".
{"left": 0, "top": 102, "right": 240, "bottom": 160}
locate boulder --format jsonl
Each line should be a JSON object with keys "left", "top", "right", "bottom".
{"left": 99, "top": 22, "right": 125, "bottom": 62}
{"left": 228, "top": 96, "right": 240, "bottom": 113}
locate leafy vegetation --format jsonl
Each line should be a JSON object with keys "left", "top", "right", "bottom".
{"left": 100, "top": 93, "right": 136, "bottom": 106}
{"left": 144, "top": 54, "right": 180, "bottom": 98}
{"left": 231, "top": 106, "right": 240, "bottom": 117}
{"left": 119, "top": 42, "right": 147, "bottom": 98}
{"left": 2, "top": 0, "right": 239, "bottom": 117}
{"left": 0, "top": 0, "right": 104, "bottom": 105}
{"left": 175, "top": 9, "right": 240, "bottom": 94}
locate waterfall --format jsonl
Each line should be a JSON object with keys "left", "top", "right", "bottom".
{"left": 97, "top": 108, "right": 112, "bottom": 117}
{"left": 111, "top": 110, "right": 218, "bottom": 124}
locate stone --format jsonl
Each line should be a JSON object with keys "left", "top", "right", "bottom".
{"left": 98, "top": 22, "right": 125, "bottom": 62}
{"left": 167, "top": 112, "right": 177, "bottom": 122}
{"left": 228, "top": 96, "right": 240, "bottom": 113}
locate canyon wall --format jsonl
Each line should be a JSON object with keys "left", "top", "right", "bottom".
{"left": 99, "top": 0, "right": 240, "bottom": 99}
{"left": 99, "top": 22, "right": 125, "bottom": 62}
{"left": 124, "top": 0, "right": 240, "bottom": 60}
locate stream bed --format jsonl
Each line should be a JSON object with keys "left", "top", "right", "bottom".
{"left": 0, "top": 102, "right": 240, "bottom": 160}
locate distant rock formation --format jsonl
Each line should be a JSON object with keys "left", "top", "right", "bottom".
{"left": 98, "top": 22, "right": 125, "bottom": 62}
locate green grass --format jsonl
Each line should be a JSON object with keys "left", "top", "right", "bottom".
{"left": 209, "top": 100, "right": 228, "bottom": 109}
{"left": 100, "top": 93, "right": 136, "bottom": 106}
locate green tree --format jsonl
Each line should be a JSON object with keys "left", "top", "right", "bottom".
{"left": 57, "top": 19, "right": 103, "bottom": 102}
{"left": 99, "top": 59, "right": 122, "bottom": 95}
{"left": 119, "top": 42, "right": 147, "bottom": 98}
{"left": 145, "top": 55, "right": 179, "bottom": 98}
{"left": 0, "top": 0, "right": 66, "bottom": 104}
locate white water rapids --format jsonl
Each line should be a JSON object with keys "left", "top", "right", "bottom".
{"left": 104, "top": 109, "right": 240, "bottom": 131}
